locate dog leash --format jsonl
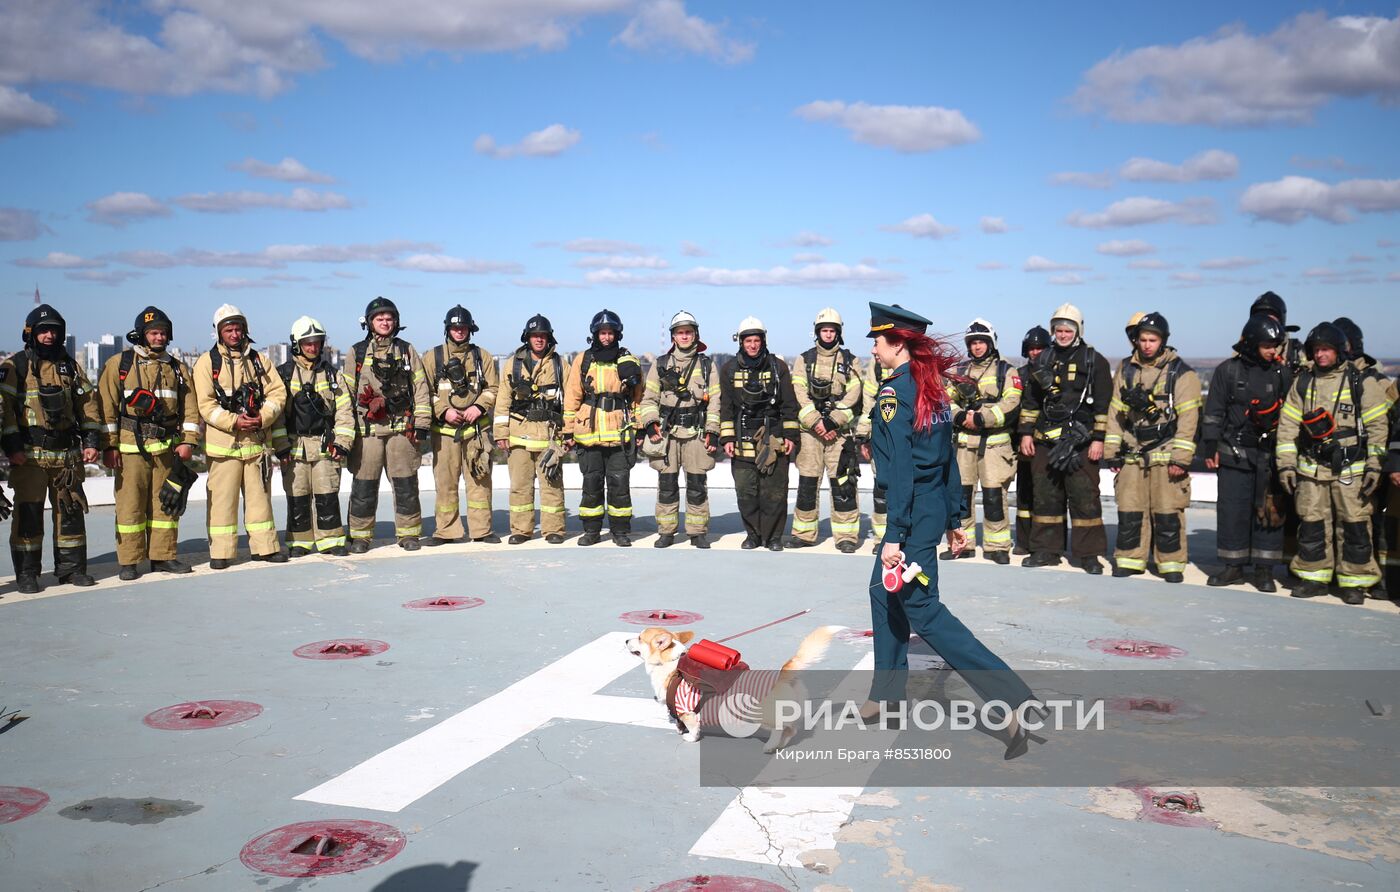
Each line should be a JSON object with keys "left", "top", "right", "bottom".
{"left": 714, "top": 608, "right": 810, "bottom": 644}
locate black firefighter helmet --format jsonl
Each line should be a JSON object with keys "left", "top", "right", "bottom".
{"left": 1332, "top": 317, "right": 1365, "bottom": 359}
{"left": 361, "top": 296, "right": 403, "bottom": 334}
{"left": 23, "top": 303, "right": 66, "bottom": 348}
{"left": 1303, "top": 321, "right": 1348, "bottom": 362}
{"left": 521, "top": 314, "right": 557, "bottom": 348}
{"left": 1234, "top": 313, "right": 1285, "bottom": 355}
{"left": 126, "top": 306, "right": 173, "bottom": 346}
{"left": 444, "top": 305, "right": 479, "bottom": 339}
{"left": 1021, "top": 325, "right": 1051, "bottom": 357}
{"left": 589, "top": 309, "right": 624, "bottom": 342}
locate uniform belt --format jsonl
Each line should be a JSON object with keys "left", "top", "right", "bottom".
{"left": 120, "top": 417, "right": 176, "bottom": 440}
{"left": 583, "top": 393, "right": 630, "bottom": 412}
{"left": 24, "top": 426, "right": 76, "bottom": 449}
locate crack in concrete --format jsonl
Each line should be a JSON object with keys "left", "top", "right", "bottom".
{"left": 732, "top": 786, "right": 800, "bottom": 890}
{"left": 136, "top": 856, "right": 239, "bottom": 891}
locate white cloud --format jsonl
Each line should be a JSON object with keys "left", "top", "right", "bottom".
{"left": 66, "top": 269, "right": 142, "bottom": 286}
{"left": 881, "top": 213, "right": 957, "bottom": 240}
{"left": 575, "top": 254, "right": 670, "bottom": 269}
{"left": 1050, "top": 171, "right": 1113, "bottom": 189}
{"left": 13, "top": 252, "right": 104, "bottom": 269}
{"left": 1096, "top": 239, "right": 1155, "bottom": 256}
{"left": 381, "top": 254, "right": 524, "bottom": 274}
{"left": 173, "top": 187, "right": 351, "bottom": 213}
{"left": 512, "top": 277, "right": 588, "bottom": 289}
{"left": 1066, "top": 196, "right": 1217, "bottom": 228}
{"left": 0, "top": 208, "right": 43, "bottom": 240}
{"left": 85, "top": 192, "right": 172, "bottom": 227}
{"left": 1171, "top": 272, "right": 1204, "bottom": 283}
{"left": 210, "top": 277, "right": 277, "bottom": 290}
{"left": 1049, "top": 273, "right": 1084, "bottom": 286}
{"left": 231, "top": 156, "right": 334, "bottom": 183}
{"left": 1291, "top": 154, "right": 1362, "bottom": 173}
{"left": 1071, "top": 12, "right": 1400, "bottom": 126}
{"left": 0, "top": 85, "right": 59, "bottom": 136}
{"left": 1119, "top": 149, "right": 1239, "bottom": 183}
{"left": 614, "top": 0, "right": 754, "bottom": 64}
{"left": 792, "top": 252, "right": 825, "bottom": 264}
{"left": 331, "top": 270, "right": 360, "bottom": 279}
{"left": 977, "top": 261, "right": 1007, "bottom": 271}
{"left": 584, "top": 262, "right": 903, "bottom": 289}
{"left": 1024, "top": 255, "right": 1090, "bottom": 272}
{"left": 264, "top": 273, "right": 309, "bottom": 282}
{"left": 1301, "top": 267, "right": 1339, "bottom": 278}
{"left": 979, "top": 216, "right": 1009, "bottom": 234}
{"left": 474, "top": 123, "right": 580, "bottom": 159}
{"left": 680, "top": 240, "right": 710, "bottom": 257}
{"left": 787, "top": 231, "right": 834, "bottom": 248}
{"left": 1240, "top": 175, "right": 1400, "bottom": 224}
{"left": 108, "top": 239, "right": 441, "bottom": 269}
{"left": 1348, "top": 253, "right": 1374, "bottom": 263}
{"left": 1198, "top": 256, "right": 1263, "bottom": 270}
{"left": 1381, "top": 239, "right": 1399, "bottom": 248}
{"left": 1387, "top": 272, "right": 1400, "bottom": 282}
{"left": 561, "top": 237, "right": 645, "bottom": 253}
{"left": 794, "top": 100, "right": 980, "bottom": 153}
{"left": 1128, "top": 258, "right": 1179, "bottom": 270}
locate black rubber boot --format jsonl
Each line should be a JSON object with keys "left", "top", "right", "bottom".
{"left": 1207, "top": 565, "right": 1246, "bottom": 587}
{"left": 654, "top": 534, "right": 675, "bottom": 549}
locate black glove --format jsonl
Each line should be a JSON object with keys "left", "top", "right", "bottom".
{"left": 158, "top": 461, "right": 199, "bottom": 518}
{"left": 705, "top": 432, "right": 718, "bottom": 450}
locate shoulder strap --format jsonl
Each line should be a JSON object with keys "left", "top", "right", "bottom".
{"left": 471, "top": 344, "right": 483, "bottom": 371}
{"left": 276, "top": 360, "right": 295, "bottom": 387}
{"left": 996, "top": 359, "right": 1010, "bottom": 393}
{"left": 119, "top": 349, "right": 135, "bottom": 383}
{"left": 208, "top": 344, "right": 223, "bottom": 379}
{"left": 553, "top": 353, "right": 564, "bottom": 388}
{"left": 700, "top": 353, "right": 714, "bottom": 386}
{"left": 432, "top": 346, "right": 446, "bottom": 382}
{"left": 13, "top": 350, "right": 28, "bottom": 392}
{"left": 801, "top": 347, "right": 818, "bottom": 367}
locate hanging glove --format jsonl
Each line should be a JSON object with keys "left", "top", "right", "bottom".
{"left": 358, "top": 385, "right": 387, "bottom": 422}
{"left": 538, "top": 444, "right": 563, "bottom": 485}
{"left": 1361, "top": 470, "right": 1382, "bottom": 498}
{"left": 1278, "top": 468, "right": 1297, "bottom": 495}
{"left": 158, "top": 460, "right": 199, "bottom": 518}
{"left": 54, "top": 460, "right": 90, "bottom": 519}
{"left": 0, "top": 486, "right": 11, "bottom": 521}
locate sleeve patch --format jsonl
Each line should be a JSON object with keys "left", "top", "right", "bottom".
{"left": 1011, "top": 375, "right": 1021, "bottom": 388}
{"left": 879, "top": 394, "right": 898, "bottom": 423}
{"left": 877, "top": 385, "right": 896, "bottom": 398}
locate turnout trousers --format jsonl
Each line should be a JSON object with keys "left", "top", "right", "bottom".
{"left": 348, "top": 434, "right": 422, "bottom": 542}
{"left": 1292, "top": 477, "right": 1381, "bottom": 590}
{"left": 792, "top": 432, "right": 861, "bottom": 546}
{"left": 281, "top": 458, "right": 346, "bottom": 554}
{"left": 652, "top": 437, "right": 715, "bottom": 536}
{"left": 114, "top": 451, "right": 180, "bottom": 565}
{"left": 506, "top": 446, "right": 566, "bottom": 537}
{"left": 867, "top": 481, "right": 1033, "bottom": 707}
{"left": 206, "top": 456, "right": 278, "bottom": 559}
{"left": 1112, "top": 462, "right": 1190, "bottom": 575}
{"left": 732, "top": 455, "right": 789, "bottom": 544}
{"left": 955, "top": 442, "right": 1017, "bottom": 553}
{"left": 9, "top": 462, "right": 87, "bottom": 579}
{"left": 577, "top": 445, "right": 633, "bottom": 535}
{"left": 1214, "top": 464, "right": 1284, "bottom": 568}
{"left": 430, "top": 433, "right": 492, "bottom": 541}
{"left": 1029, "top": 447, "right": 1107, "bottom": 559}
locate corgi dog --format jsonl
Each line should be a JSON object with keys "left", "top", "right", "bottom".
{"left": 625, "top": 625, "right": 840, "bottom": 752}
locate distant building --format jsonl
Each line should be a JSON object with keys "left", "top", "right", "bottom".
{"left": 65, "top": 335, "right": 77, "bottom": 360}
{"left": 267, "top": 343, "right": 290, "bottom": 368}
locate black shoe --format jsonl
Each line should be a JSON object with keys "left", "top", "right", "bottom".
{"left": 741, "top": 535, "right": 762, "bottom": 550}
{"left": 988, "top": 550, "right": 1010, "bottom": 565}
{"left": 786, "top": 538, "right": 814, "bottom": 549}
{"left": 1022, "top": 552, "right": 1062, "bottom": 568}
{"left": 154, "top": 558, "right": 192, "bottom": 574}
{"left": 1340, "top": 588, "right": 1367, "bottom": 605}
{"left": 940, "top": 548, "right": 973, "bottom": 560}
{"left": 613, "top": 534, "right": 631, "bottom": 547}
{"left": 1291, "top": 580, "right": 1327, "bottom": 598}
{"left": 59, "top": 573, "right": 97, "bottom": 587}
{"left": 767, "top": 540, "right": 784, "bottom": 552}
{"left": 119, "top": 565, "right": 141, "bottom": 581}
{"left": 578, "top": 532, "right": 601, "bottom": 546}
{"left": 545, "top": 533, "right": 565, "bottom": 545}
{"left": 287, "top": 548, "right": 310, "bottom": 559}
{"left": 1012, "top": 545, "right": 1030, "bottom": 556}
{"left": 16, "top": 575, "right": 41, "bottom": 594}
{"left": 1112, "top": 567, "right": 1143, "bottom": 578}
{"left": 420, "top": 537, "right": 451, "bottom": 547}
{"left": 327, "top": 545, "right": 349, "bottom": 557}
{"left": 654, "top": 533, "right": 675, "bottom": 549}
{"left": 348, "top": 540, "right": 370, "bottom": 554}
{"left": 1078, "top": 557, "right": 1103, "bottom": 575}
{"left": 253, "top": 551, "right": 288, "bottom": 563}
{"left": 473, "top": 533, "right": 502, "bottom": 544}
{"left": 1250, "top": 567, "right": 1277, "bottom": 593}
{"left": 398, "top": 537, "right": 421, "bottom": 552}
{"left": 209, "top": 558, "right": 231, "bottom": 570}
{"left": 1207, "top": 565, "right": 1246, "bottom": 587}
{"left": 871, "top": 541, "right": 880, "bottom": 555}
{"left": 1163, "top": 572, "right": 1184, "bottom": 584}
{"left": 690, "top": 534, "right": 710, "bottom": 549}
{"left": 508, "top": 534, "right": 531, "bottom": 545}
{"left": 837, "top": 541, "right": 858, "bottom": 554}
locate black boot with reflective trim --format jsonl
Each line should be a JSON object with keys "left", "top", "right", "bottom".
{"left": 578, "top": 531, "right": 601, "bottom": 546}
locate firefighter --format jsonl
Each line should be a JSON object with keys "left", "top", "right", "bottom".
{"left": 855, "top": 355, "right": 890, "bottom": 554}
{"left": 1017, "top": 303, "right": 1112, "bottom": 574}
{"left": 98, "top": 306, "right": 200, "bottom": 580}
{"left": 422, "top": 305, "right": 500, "bottom": 545}
{"left": 343, "top": 297, "right": 432, "bottom": 553}
{"left": 789, "top": 308, "right": 866, "bottom": 553}
{"left": 1277, "top": 322, "right": 1391, "bottom": 603}
{"left": 1124, "top": 311, "right": 1146, "bottom": 349}
{"left": 1014, "top": 326, "right": 1052, "bottom": 556}
{"left": 1250, "top": 291, "right": 1306, "bottom": 373}
{"left": 638, "top": 310, "right": 721, "bottom": 548}
{"left": 493, "top": 314, "right": 569, "bottom": 544}
{"left": 270, "top": 316, "right": 353, "bottom": 557}
{"left": 193, "top": 304, "right": 288, "bottom": 569}
{"left": 944, "top": 318, "right": 1021, "bottom": 564}
{"left": 719, "top": 317, "right": 800, "bottom": 550}
{"left": 564, "top": 310, "right": 643, "bottom": 547}
{"left": 1, "top": 304, "right": 102, "bottom": 592}
{"left": 1103, "top": 312, "right": 1202, "bottom": 583}
{"left": 1200, "top": 313, "right": 1292, "bottom": 592}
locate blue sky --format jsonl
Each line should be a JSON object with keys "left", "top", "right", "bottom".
{"left": 0, "top": 1, "right": 1395, "bottom": 358}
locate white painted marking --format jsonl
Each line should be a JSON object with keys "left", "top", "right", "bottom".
{"left": 295, "top": 632, "right": 670, "bottom": 812}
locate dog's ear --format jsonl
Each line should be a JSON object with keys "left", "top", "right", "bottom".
{"left": 655, "top": 632, "right": 673, "bottom": 651}
{"left": 677, "top": 631, "right": 696, "bottom": 644}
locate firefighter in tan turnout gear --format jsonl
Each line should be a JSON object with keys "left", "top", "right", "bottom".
{"left": 638, "top": 311, "right": 721, "bottom": 549}
{"left": 944, "top": 318, "right": 1022, "bottom": 564}
{"left": 193, "top": 304, "right": 288, "bottom": 569}
{"left": 98, "top": 306, "right": 200, "bottom": 580}
{"left": 1277, "top": 322, "right": 1392, "bottom": 603}
{"left": 1103, "top": 312, "right": 1202, "bottom": 583}
{"left": 423, "top": 305, "right": 500, "bottom": 545}
{"left": 344, "top": 297, "right": 433, "bottom": 553}
{"left": 2, "top": 304, "right": 102, "bottom": 592}
{"left": 787, "top": 309, "right": 865, "bottom": 552}
{"left": 270, "top": 316, "right": 354, "bottom": 557}
{"left": 494, "top": 314, "right": 569, "bottom": 544}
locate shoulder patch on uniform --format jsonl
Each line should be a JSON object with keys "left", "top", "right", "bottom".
{"left": 879, "top": 392, "right": 898, "bottom": 423}
{"left": 877, "top": 385, "right": 896, "bottom": 398}
{"left": 0, "top": 368, "right": 7, "bottom": 382}
{"left": 1011, "top": 375, "right": 1021, "bottom": 388}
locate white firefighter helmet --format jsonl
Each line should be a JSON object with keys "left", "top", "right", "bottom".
{"left": 1049, "top": 303, "right": 1085, "bottom": 338}
{"left": 813, "top": 307, "right": 844, "bottom": 342}
{"left": 734, "top": 316, "right": 767, "bottom": 342}
{"left": 669, "top": 310, "right": 699, "bottom": 332}
{"left": 964, "top": 318, "right": 998, "bottom": 352}
{"left": 213, "top": 303, "right": 246, "bottom": 331}
{"left": 290, "top": 315, "right": 327, "bottom": 346}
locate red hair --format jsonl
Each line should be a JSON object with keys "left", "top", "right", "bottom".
{"left": 886, "top": 328, "right": 960, "bottom": 433}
